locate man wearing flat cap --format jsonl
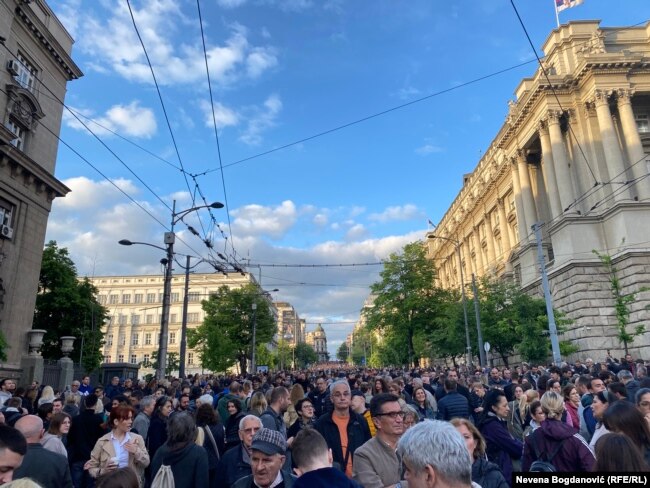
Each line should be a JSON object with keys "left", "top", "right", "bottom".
{"left": 232, "top": 428, "right": 297, "bottom": 488}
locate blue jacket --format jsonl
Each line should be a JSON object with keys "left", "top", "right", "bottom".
{"left": 436, "top": 391, "right": 470, "bottom": 421}
{"left": 295, "top": 467, "right": 362, "bottom": 488}
{"left": 478, "top": 414, "right": 523, "bottom": 486}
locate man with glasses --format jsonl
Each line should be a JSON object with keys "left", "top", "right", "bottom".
{"left": 315, "top": 380, "right": 370, "bottom": 477}
{"left": 308, "top": 377, "right": 332, "bottom": 419}
{"left": 216, "top": 415, "right": 262, "bottom": 488}
{"left": 353, "top": 393, "right": 407, "bottom": 488}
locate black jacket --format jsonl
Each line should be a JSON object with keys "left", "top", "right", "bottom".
{"left": 232, "top": 472, "right": 297, "bottom": 488}
{"left": 224, "top": 412, "right": 244, "bottom": 450}
{"left": 314, "top": 409, "right": 371, "bottom": 472}
{"left": 436, "top": 391, "right": 470, "bottom": 421}
{"left": 151, "top": 442, "right": 209, "bottom": 488}
{"left": 15, "top": 443, "right": 72, "bottom": 488}
{"left": 294, "top": 467, "right": 362, "bottom": 488}
{"left": 67, "top": 409, "right": 105, "bottom": 462}
{"left": 215, "top": 444, "right": 252, "bottom": 488}
{"left": 147, "top": 414, "right": 168, "bottom": 460}
{"left": 308, "top": 389, "right": 333, "bottom": 419}
{"left": 472, "top": 458, "right": 508, "bottom": 488}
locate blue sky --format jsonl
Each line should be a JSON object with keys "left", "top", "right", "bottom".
{"left": 44, "top": 0, "right": 649, "bottom": 354}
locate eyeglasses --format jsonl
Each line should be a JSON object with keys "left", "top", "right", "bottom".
{"left": 332, "top": 392, "right": 350, "bottom": 398}
{"left": 375, "top": 411, "right": 406, "bottom": 419}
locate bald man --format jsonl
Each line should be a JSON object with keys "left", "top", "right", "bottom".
{"left": 13, "top": 415, "right": 72, "bottom": 488}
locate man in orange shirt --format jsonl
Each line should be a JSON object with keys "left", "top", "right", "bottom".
{"left": 315, "top": 380, "right": 371, "bottom": 477}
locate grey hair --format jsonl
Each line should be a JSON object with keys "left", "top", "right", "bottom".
{"left": 329, "top": 379, "right": 350, "bottom": 396}
{"left": 540, "top": 391, "right": 565, "bottom": 419}
{"left": 239, "top": 414, "right": 262, "bottom": 431}
{"left": 140, "top": 395, "right": 155, "bottom": 410}
{"left": 166, "top": 412, "right": 196, "bottom": 447}
{"left": 402, "top": 403, "right": 419, "bottom": 420}
{"left": 617, "top": 369, "right": 633, "bottom": 381}
{"left": 636, "top": 388, "right": 650, "bottom": 405}
{"left": 197, "top": 394, "right": 213, "bottom": 406}
{"left": 397, "top": 420, "right": 471, "bottom": 485}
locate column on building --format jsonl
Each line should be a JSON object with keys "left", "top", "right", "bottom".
{"left": 594, "top": 89, "right": 630, "bottom": 201}
{"left": 516, "top": 149, "right": 538, "bottom": 236}
{"left": 546, "top": 109, "right": 576, "bottom": 212}
{"left": 472, "top": 225, "right": 484, "bottom": 275}
{"left": 463, "top": 233, "right": 475, "bottom": 278}
{"left": 538, "top": 120, "right": 562, "bottom": 218}
{"left": 483, "top": 214, "right": 496, "bottom": 268}
{"left": 617, "top": 89, "right": 650, "bottom": 201}
{"left": 496, "top": 197, "right": 512, "bottom": 253}
{"left": 510, "top": 161, "right": 529, "bottom": 242}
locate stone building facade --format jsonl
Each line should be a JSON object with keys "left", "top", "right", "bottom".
{"left": 274, "top": 301, "right": 305, "bottom": 345}
{"left": 426, "top": 21, "right": 650, "bottom": 361}
{"left": 306, "top": 324, "right": 328, "bottom": 363}
{"left": 0, "top": 0, "right": 81, "bottom": 373}
{"left": 90, "top": 272, "right": 264, "bottom": 376}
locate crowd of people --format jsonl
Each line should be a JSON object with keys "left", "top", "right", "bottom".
{"left": 0, "top": 352, "right": 648, "bottom": 487}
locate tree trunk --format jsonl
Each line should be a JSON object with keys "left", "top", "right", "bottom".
{"left": 239, "top": 354, "right": 248, "bottom": 377}
{"left": 499, "top": 351, "right": 509, "bottom": 368}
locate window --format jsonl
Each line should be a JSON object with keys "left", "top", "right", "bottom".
{"left": 109, "top": 295, "right": 119, "bottom": 305}
{"left": 146, "top": 314, "right": 154, "bottom": 324}
{"left": 131, "top": 333, "right": 139, "bottom": 346}
{"left": 118, "top": 334, "right": 126, "bottom": 346}
{"left": 5, "top": 119, "right": 25, "bottom": 150}
{"left": 98, "top": 295, "right": 107, "bottom": 305}
{"left": 107, "top": 334, "right": 113, "bottom": 346}
{"left": 134, "top": 294, "right": 143, "bottom": 304}
{"left": 188, "top": 352, "right": 194, "bottom": 365}
{"left": 146, "top": 293, "right": 156, "bottom": 303}
{"left": 130, "top": 314, "right": 139, "bottom": 326}
{"left": 170, "top": 314, "right": 177, "bottom": 323}
{"left": 14, "top": 54, "right": 38, "bottom": 92}
{"left": 169, "top": 332, "right": 176, "bottom": 344}
{"left": 104, "top": 355, "right": 111, "bottom": 363}
{"left": 122, "top": 295, "right": 131, "bottom": 304}
{"left": 188, "top": 292, "right": 200, "bottom": 302}
{"left": 636, "top": 114, "right": 649, "bottom": 133}
{"left": 118, "top": 354, "right": 124, "bottom": 363}
{"left": 158, "top": 293, "right": 164, "bottom": 302}
{"left": 187, "top": 313, "right": 199, "bottom": 323}
{"left": 145, "top": 333, "right": 152, "bottom": 345}
{"left": 130, "top": 354, "right": 137, "bottom": 364}
{"left": 171, "top": 292, "right": 180, "bottom": 302}
{"left": 143, "top": 354, "right": 150, "bottom": 365}
{"left": 118, "top": 314, "right": 127, "bottom": 326}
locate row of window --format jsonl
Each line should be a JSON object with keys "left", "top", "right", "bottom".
{"left": 98, "top": 292, "right": 203, "bottom": 305}
{"left": 106, "top": 331, "right": 179, "bottom": 347}
{"left": 107, "top": 312, "right": 200, "bottom": 326}
{"left": 102, "top": 353, "right": 195, "bottom": 365}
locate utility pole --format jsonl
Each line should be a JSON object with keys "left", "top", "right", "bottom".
{"left": 178, "top": 254, "right": 191, "bottom": 379}
{"left": 472, "top": 273, "right": 486, "bottom": 368}
{"left": 251, "top": 302, "right": 258, "bottom": 374}
{"left": 532, "top": 222, "right": 562, "bottom": 365}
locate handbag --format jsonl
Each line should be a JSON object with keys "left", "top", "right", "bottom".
{"left": 203, "top": 425, "right": 220, "bottom": 461}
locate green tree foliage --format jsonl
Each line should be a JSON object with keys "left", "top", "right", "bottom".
{"left": 336, "top": 342, "right": 349, "bottom": 362}
{"left": 33, "top": 241, "right": 108, "bottom": 372}
{"left": 188, "top": 284, "right": 275, "bottom": 375}
{"left": 294, "top": 343, "right": 318, "bottom": 368}
{"left": 594, "top": 249, "right": 646, "bottom": 355}
{"left": 364, "top": 242, "right": 450, "bottom": 367}
{"left": 476, "top": 277, "right": 576, "bottom": 366}
{"left": 0, "top": 331, "right": 8, "bottom": 362}
{"left": 350, "top": 327, "right": 376, "bottom": 366}
{"left": 144, "top": 351, "right": 180, "bottom": 376}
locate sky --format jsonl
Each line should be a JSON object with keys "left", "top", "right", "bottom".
{"left": 44, "top": 0, "right": 649, "bottom": 355}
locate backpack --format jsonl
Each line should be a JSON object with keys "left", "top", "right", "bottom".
{"left": 528, "top": 430, "right": 563, "bottom": 472}
{"left": 151, "top": 464, "right": 175, "bottom": 488}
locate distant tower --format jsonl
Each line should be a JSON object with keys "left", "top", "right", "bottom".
{"left": 307, "top": 324, "right": 328, "bottom": 363}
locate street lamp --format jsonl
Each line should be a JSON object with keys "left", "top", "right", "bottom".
{"left": 119, "top": 200, "right": 223, "bottom": 380}
{"left": 429, "top": 233, "right": 473, "bottom": 368}
{"left": 250, "top": 288, "right": 278, "bottom": 374}
{"left": 284, "top": 332, "right": 294, "bottom": 370}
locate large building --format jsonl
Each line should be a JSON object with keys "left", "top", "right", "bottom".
{"left": 90, "top": 272, "right": 269, "bottom": 375}
{"left": 427, "top": 21, "right": 650, "bottom": 360}
{"left": 0, "top": 0, "right": 81, "bottom": 374}
{"left": 274, "top": 302, "right": 305, "bottom": 345}
{"left": 306, "top": 324, "right": 328, "bottom": 363}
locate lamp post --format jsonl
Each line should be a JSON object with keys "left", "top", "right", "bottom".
{"left": 119, "top": 199, "right": 223, "bottom": 380}
{"left": 430, "top": 233, "right": 472, "bottom": 368}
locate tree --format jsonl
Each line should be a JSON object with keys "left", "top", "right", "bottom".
{"left": 187, "top": 284, "right": 276, "bottom": 375}
{"left": 294, "top": 343, "right": 317, "bottom": 368}
{"left": 33, "top": 241, "right": 108, "bottom": 372}
{"left": 336, "top": 342, "right": 349, "bottom": 362}
{"left": 594, "top": 249, "right": 646, "bottom": 355}
{"left": 144, "top": 351, "right": 180, "bottom": 376}
{"left": 364, "top": 242, "right": 450, "bottom": 367}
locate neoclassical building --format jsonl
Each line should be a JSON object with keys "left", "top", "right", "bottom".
{"left": 0, "top": 0, "right": 81, "bottom": 375}
{"left": 306, "top": 324, "right": 328, "bottom": 363}
{"left": 426, "top": 21, "right": 650, "bottom": 360}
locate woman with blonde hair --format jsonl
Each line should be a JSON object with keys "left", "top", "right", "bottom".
{"left": 451, "top": 418, "right": 508, "bottom": 488}
{"left": 37, "top": 386, "right": 55, "bottom": 407}
{"left": 284, "top": 383, "right": 305, "bottom": 427}
{"left": 248, "top": 391, "right": 267, "bottom": 417}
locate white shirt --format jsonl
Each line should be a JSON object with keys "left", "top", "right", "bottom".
{"left": 110, "top": 431, "right": 132, "bottom": 468}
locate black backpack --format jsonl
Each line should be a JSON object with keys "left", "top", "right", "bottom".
{"left": 528, "top": 430, "right": 563, "bottom": 472}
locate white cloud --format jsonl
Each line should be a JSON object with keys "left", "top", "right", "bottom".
{"left": 415, "top": 144, "right": 444, "bottom": 156}
{"left": 230, "top": 200, "right": 297, "bottom": 239}
{"left": 240, "top": 94, "right": 283, "bottom": 145}
{"left": 64, "top": 102, "right": 157, "bottom": 139}
{"left": 50, "top": 0, "right": 82, "bottom": 37}
{"left": 313, "top": 214, "right": 328, "bottom": 226}
{"left": 217, "top": 0, "right": 248, "bottom": 7}
{"left": 77, "top": 5, "right": 277, "bottom": 87}
{"left": 346, "top": 224, "right": 367, "bottom": 241}
{"left": 396, "top": 86, "right": 421, "bottom": 100}
{"left": 368, "top": 204, "right": 423, "bottom": 223}
{"left": 199, "top": 100, "right": 240, "bottom": 129}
